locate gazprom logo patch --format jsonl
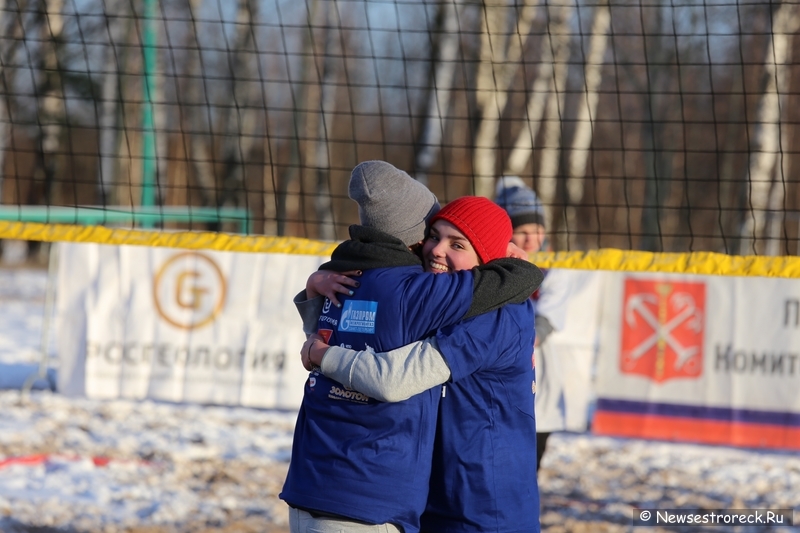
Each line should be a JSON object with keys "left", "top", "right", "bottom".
{"left": 339, "top": 300, "right": 378, "bottom": 334}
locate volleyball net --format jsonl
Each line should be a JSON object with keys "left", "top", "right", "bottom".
{"left": 2, "top": 0, "right": 800, "bottom": 273}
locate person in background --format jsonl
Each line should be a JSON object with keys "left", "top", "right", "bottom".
{"left": 495, "top": 175, "right": 574, "bottom": 473}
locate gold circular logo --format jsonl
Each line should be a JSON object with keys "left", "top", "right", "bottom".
{"left": 153, "top": 251, "right": 226, "bottom": 330}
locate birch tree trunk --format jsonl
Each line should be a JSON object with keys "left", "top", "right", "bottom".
{"left": 234, "top": 0, "right": 259, "bottom": 167}
{"left": 765, "top": 116, "right": 790, "bottom": 256}
{"left": 631, "top": 3, "right": 677, "bottom": 253}
{"left": 182, "top": 0, "right": 216, "bottom": 207}
{"left": 97, "top": 0, "right": 129, "bottom": 204}
{"left": 565, "top": 0, "right": 610, "bottom": 246}
{"left": 639, "top": 117, "right": 672, "bottom": 252}
{"left": 533, "top": 2, "right": 572, "bottom": 232}
{"left": 37, "top": 0, "right": 65, "bottom": 204}
{"left": 113, "top": 16, "right": 139, "bottom": 207}
{"left": 218, "top": 0, "right": 260, "bottom": 215}
{"left": 276, "top": 0, "right": 314, "bottom": 235}
{"left": 97, "top": 47, "right": 118, "bottom": 203}
{"left": 415, "top": 0, "right": 464, "bottom": 185}
{"left": 739, "top": 1, "right": 798, "bottom": 254}
{"left": 0, "top": 0, "right": 20, "bottom": 203}
{"left": 164, "top": 0, "right": 214, "bottom": 210}
{"left": 472, "top": 0, "right": 511, "bottom": 196}
{"left": 505, "top": 5, "right": 558, "bottom": 175}
{"left": 309, "top": 0, "right": 337, "bottom": 240}
{"left": 472, "top": 0, "right": 538, "bottom": 197}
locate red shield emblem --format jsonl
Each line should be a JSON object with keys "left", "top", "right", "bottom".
{"left": 317, "top": 329, "right": 333, "bottom": 343}
{"left": 620, "top": 279, "right": 705, "bottom": 382}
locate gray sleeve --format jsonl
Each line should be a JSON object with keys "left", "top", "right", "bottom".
{"left": 535, "top": 315, "right": 555, "bottom": 344}
{"left": 294, "top": 290, "right": 325, "bottom": 337}
{"left": 320, "top": 338, "right": 452, "bottom": 402}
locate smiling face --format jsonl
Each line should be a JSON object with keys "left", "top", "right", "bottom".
{"left": 422, "top": 220, "right": 482, "bottom": 274}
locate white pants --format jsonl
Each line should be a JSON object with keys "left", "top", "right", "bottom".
{"left": 288, "top": 507, "right": 404, "bottom": 533}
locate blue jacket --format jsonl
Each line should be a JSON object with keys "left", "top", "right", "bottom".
{"left": 280, "top": 264, "right": 477, "bottom": 532}
{"left": 281, "top": 226, "right": 543, "bottom": 532}
{"left": 421, "top": 300, "right": 539, "bottom": 533}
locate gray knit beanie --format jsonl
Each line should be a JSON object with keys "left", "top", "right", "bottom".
{"left": 349, "top": 160, "right": 441, "bottom": 246}
{"left": 494, "top": 176, "right": 546, "bottom": 229}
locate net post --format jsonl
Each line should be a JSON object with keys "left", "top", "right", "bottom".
{"left": 141, "top": 0, "right": 158, "bottom": 224}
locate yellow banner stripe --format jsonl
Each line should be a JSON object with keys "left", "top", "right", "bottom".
{"left": 530, "top": 249, "right": 800, "bottom": 278}
{"left": 3, "top": 221, "right": 800, "bottom": 278}
{"left": 0, "top": 221, "right": 339, "bottom": 256}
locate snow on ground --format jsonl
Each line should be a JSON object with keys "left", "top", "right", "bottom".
{"left": 0, "top": 392, "right": 296, "bottom": 532}
{"left": 538, "top": 434, "right": 799, "bottom": 532}
{"left": 0, "top": 267, "right": 797, "bottom": 532}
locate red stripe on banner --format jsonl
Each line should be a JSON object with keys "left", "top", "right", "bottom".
{"left": 593, "top": 411, "right": 800, "bottom": 450}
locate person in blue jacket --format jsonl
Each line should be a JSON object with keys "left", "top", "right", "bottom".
{"left": 280, "top": 161, "right": 543, "bottom": 533}
{"left": 302, "top": 196, "right": 541, "bottom": 533}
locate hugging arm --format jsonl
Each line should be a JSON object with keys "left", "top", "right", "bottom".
{"left": 318, "top": 338, "right": 450, "bottom": 402}
{"left": 308, "top": 304, "right": 532, "bottom": 402}
{"left": 466, "top": 258, "right": 543, "bottom": 318}
{"left": 294, "top": 291, "right": 326, "bottom": 337}
{"left": 296, "top": 258, "right": 543, "bottom": 334}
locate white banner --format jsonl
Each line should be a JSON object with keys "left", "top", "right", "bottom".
{"left": 593, "top": 272, "right": 800, "bottom": 449}
{"left": 55, "top": 243, "right": 325, "bottom": 409}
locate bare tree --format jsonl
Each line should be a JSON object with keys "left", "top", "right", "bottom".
{"left": 96, "top": 0, "right": 131, "bottom": 204}
{"left": 634, "top": 4, "right": 679, "bottom": 252}
{"left": 305, "top": 0, "right": 337, "bottom": 240}
{"left": 33, "top": 0, "right": 66, "bottom": 206}
{"left": 472, "top": 0, "right": 510, "bottom": 196}
{"left": 179, "top": 0, "right": 217, "bottom": 208}
{"left": 703, "top": 1, "right": 752, "bottom": 254}
{"left": 565, "top": 0, "right": 610, "bottom": 247}
{"left": 472, "top": 0, "right": 538, "bottom": 197}
{"left": 216, "top": 0, "right": 260, "bottom": 218}
{"left": 505, "top": 4, "right": 557, "bottom": 176}
{"left": 537, "top": 2, "right": 572, "bottom": 235}
{"left": 273, "top": 0, "right": 313, "bottom": 235}
{"left": 0, "top": 0, "right": 7, "bottom": 194}
{"left": 0, "top": 0, "right": 25, "bottom": 203}
{"left": 739, "top": 1, "right": 799, "bottom": 254}
{"left": 766, "top": 114, "right": 792, "bottom": 256}
{"left": 415, "top": 0, "right": 464, "bottom": 185}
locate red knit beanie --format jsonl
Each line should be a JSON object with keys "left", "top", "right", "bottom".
{"left": 429, "top": 196, "right": 512, "bottom": 263}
